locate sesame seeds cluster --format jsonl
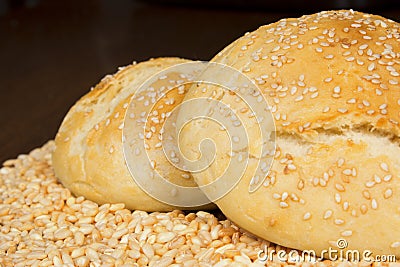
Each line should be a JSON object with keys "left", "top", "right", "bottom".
{"left": 126, "top": 72, "right": 195, "bottom": 187}
{"left": 1, "top": 142, "right": 397, "bottom": 266}
{"left": 216, "top": 10, "right": 400, "bottom": 135}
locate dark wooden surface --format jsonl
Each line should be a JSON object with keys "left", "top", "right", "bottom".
{"left": 0, "top": 0, "right": 399, "bottom": 163}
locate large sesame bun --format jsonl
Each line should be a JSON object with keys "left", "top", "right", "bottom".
{"left": 177, "top": 11, "right": 400, "bottom": 257}
{"left": 53, "top": 57, "right": 214, "bottom": 211}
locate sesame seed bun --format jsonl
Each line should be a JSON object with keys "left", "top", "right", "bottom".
{"left": 177, "top": 11, "right": 400, "bottom": 256}
{"left": 53, "top": 57, "right": 215, "bottom": 211}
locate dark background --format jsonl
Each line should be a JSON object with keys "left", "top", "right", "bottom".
{"left": 0, "top": 0, "right": 399, "bottom": 163}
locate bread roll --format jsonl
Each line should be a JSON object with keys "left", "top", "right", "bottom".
{"left": 177, "top": 11, "right": 400, "bottom": 257}
{"left": 53, "top": 57, "right": 214, "bottom": 211}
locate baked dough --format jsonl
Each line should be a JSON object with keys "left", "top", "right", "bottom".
{"left": 178, "top": 10, "right": 400, "bottom": 257}
{"left": 53, "top": 57, "right": 214, "bottom": 211}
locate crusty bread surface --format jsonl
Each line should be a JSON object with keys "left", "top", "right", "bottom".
{"left": 53, "top": 57, "right": 214, "bottom": 211}
{"left": 177, "top": 10, "right": 400, "bottom": 257}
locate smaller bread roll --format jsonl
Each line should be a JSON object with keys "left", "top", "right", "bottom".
{"left": 53, "top": 57, "right": 214, "bottom": 211}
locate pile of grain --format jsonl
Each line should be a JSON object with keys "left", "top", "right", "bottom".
{"left": 0, "top": 141, "right": 395, "bottom": 266}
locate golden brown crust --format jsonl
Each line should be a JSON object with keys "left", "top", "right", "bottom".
{"left": 53, "top": 58, "right": 214, "bottom": 211}
{"left": 214, "top": 10, "right": 400, "bottom": 137}
{"left": 178, "top": 10, "right": 400, "bottom": 257}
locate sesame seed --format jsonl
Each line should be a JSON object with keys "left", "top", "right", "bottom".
{"left": 379, "top": 104, "right": 387, "bottom": 109}
{"left": 380, "top": 162, "right": 389, "bottom": 172}
{"left": 343, "top": 201, "right": 349, "bottom": 211}
{"left": 335, "top": 193, "right": 341, "bottom": 203}
{"left": 391, "top": 242, "right": 400, "bottom": 248}
{"left": 297, "top": 179, "right": 304, "bottom": 190}
{"left": 337, "top": 108, "right": 348, "bottom": 114}
{"left": 155, "top": 142, "right": 162, "bottom": 148}
{"left": 286, "top": 163, "right": 296, "bottom": 171}
{"left": 323, "top": 210, "right": 333, "bottom": 220}
{"left": 341, "top": 230, "right": 353, "bottom": 237}
{"left": 384, "top": 188, "right": 393, "bottom": 199}
{"left": 371, "top": 198, "right": 378, "bottom": 210}
{"left": 297, "top": 81, "right": 305, "bottom": 87}
{"left": 335, "top": 183, "right": 345, "bottom": 192}
{"left": 365, "top": 181, "right": 375, "bottom": 188}
{"left": 342, "top": 169, "right": 351, "bottom": 175}
{"left": 334, "top": 219, "right": 344, "bottom": 225}
{"left": 363, "top": 190, "right": 371, "bottom": 200}
{"left": 290, "top": 193, "right": 299, "bottom": 201}
{"left": 351, "top": 23, "right": 361, "bottom": 28}
{"left": 374, "top": 174, "right": 382, "bottom": 184}
{"left": 303, "top": 212, "right": 311, "bottom": 221}
{"left": 362, "top": 100, "right": 370, "bottom": 107}
{"left": 272, "top": 45, "right": 280, "bottom": 52}
{"left": 368, "top": 63, "right": 375, "bottom": 71}
{"left": 383, "top": 174, "right": 392, "bottom": 182}
{"left": 351, "top": 209, "right": 357, "bottom": 217}
{"left": 280, "top": 202, "right": 289, "bottom": 208}
{"left": 361, "top": 204, "right": 368, "bottom": 214}
{"left": 295, "top": 95, "right": 304, "bottom": 102}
